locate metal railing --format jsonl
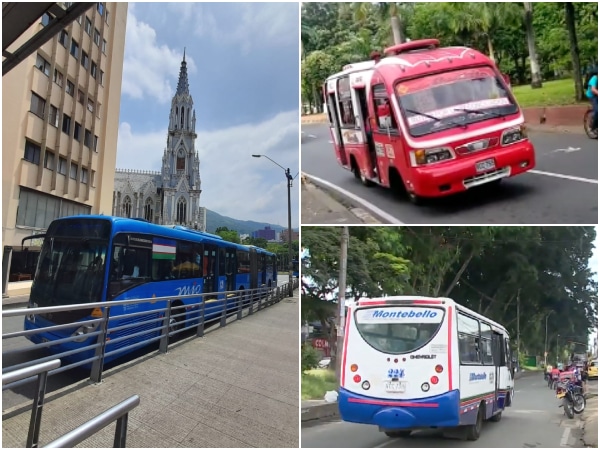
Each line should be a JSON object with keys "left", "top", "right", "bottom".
{"left": 43, "top": 395, "right": 140, "bottom": 448}
{"left": 2, "top": 359, "right": 61, "bottom": 448}
{"left": 2, "top": 280, "right": 298, "bottom": 388}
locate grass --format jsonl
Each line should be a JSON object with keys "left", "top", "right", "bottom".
{"left": 302, "top": 368, "right": 337, "bottom": 401}
{"left": 511, "top": 78, "right": 588, "bottom": 108}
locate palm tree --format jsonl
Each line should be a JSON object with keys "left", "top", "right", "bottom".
{"left": 349, "top": 2, "right": 405, "bottom": 46}
{"left": 523, "top": 2, "right": 543, "bottom": 88}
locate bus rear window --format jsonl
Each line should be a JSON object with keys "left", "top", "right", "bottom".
{"left": 354, "top": 306, "right": 445, "bottom": 355}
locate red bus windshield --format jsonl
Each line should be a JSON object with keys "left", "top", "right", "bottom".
{"left": 395, "top": 66, "right": 518, "bottom": 137}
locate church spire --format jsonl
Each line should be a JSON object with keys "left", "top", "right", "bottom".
{"left": 176, "top": 50, "right": 189, "bottom": 96}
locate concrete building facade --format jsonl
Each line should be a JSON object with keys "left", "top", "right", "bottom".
{"left": 111, "top": 53, "right": 206, "bottom": 232}
{"left": 2, "top": 2, "right": 128, "bottom": 282}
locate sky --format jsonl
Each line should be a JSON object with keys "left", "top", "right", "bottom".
{"left": 116, "top": 3, "right": 300, "bottom": 227}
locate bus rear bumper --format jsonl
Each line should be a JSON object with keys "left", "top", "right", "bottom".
{"left": 338, "top": 387, "right": 460, "bottom": 430}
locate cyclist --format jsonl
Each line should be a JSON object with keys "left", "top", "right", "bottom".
{"left": 586, "top": 67, "right": 598, "bottom": 135}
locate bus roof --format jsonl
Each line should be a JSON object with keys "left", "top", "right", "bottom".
{"left": 326, "top": 44, "right": 493, "bottom": 84}
{"left": 354, "top": 295, "right": 509, "bottom": 335}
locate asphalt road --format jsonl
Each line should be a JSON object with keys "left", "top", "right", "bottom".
{"left": 301, "top": 374, "right": 597, "bottom": 448}
{"left": 301, "top": 125, "right": 598, "bottom": 224}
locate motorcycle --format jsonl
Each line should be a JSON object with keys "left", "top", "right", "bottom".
{"left": 556, "top": 381, "right": 586, "bottom": 419}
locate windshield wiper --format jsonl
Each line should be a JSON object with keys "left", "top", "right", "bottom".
{"left": 404, "top": 108, "right": 442, "bottom": 123}
{"left": 454, "top": 108, "right": 506, "bottom": 120}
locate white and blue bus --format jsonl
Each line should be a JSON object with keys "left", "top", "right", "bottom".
{"left": 339, "top": 296, "right": 515, "bottom": 441}
{"left": 24, "top": 215, "right": 277, "bottom": 365}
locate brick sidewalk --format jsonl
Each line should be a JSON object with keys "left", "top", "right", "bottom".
{"left": 581, "top": 395, "right": 598, "bottom": 447}
{"left": 2, "top": 291, "right": 300, "bottom": 448}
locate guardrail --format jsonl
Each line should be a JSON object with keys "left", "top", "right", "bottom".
{"left": 2, "top": 359, "right": 61, "bottom": 447}
{"left": 43, "top": 395, "right": 140, "bottom": 448}
{"left": 2, "top": 280, "right": 299, "bottom": 388}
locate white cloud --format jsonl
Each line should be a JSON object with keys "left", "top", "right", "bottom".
{"left": 116, "top": 110, "right": 300, "bottom": 227}
{"left": 121, "top": 7, "right": 197, "bottom": 103}
{"left": 169, "top": 3, "right": 299, "bottom": 54}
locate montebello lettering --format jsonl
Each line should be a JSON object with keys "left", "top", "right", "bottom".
{"left": 371, "top": 309, "right": 438, "bottom": 319}
{"left": 469, "top": 372, "right": 487, "bottom": 381}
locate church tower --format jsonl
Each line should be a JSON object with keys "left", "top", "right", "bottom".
{"left": 159, "top": 50, "right": 202, "bottom": 227}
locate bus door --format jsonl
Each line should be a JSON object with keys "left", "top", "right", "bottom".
{"left": 217, "top": 247, "right": 227, "bottom": 301}
{"left": 492, "top": 332, "right": 503, "bottom": 412}
{"left": 351, "top": 72, "right": 379, "bottom": 183}
{"left": 203, "top": 243, "right": 218, "bottom": 300}
{"left": 325, "top": 79, "right": 348, "bottom": 167}
{"left": 249, "top": 247, "right": 258, "bottom": 292}
{"left": 224, "top": 248, "right": 236, "bottom": 293}
{"left": 260, "top": 253, "right": 267, "bottom": 286}
{"left": 369, "top": 80, "right": 401, "bottom": 188}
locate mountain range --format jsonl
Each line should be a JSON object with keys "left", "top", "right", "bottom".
{"left": 205, "top": 209, "right": 298, "bottom": 235}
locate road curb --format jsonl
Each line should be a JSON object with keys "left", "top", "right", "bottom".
{"left": 580, "top": 395, "right": 598, "bottom": 448}
{"left": 301, "top": 402, "right": 339, "bottom": 424}
{"left": 302, "top": 172, "right": 403, "bottom": 224}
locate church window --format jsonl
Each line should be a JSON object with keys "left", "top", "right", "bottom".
{"left": 176, "top": 197, "right": 187, "bottom": 224}
{"left": 122, "top": 196, "right": 132, "bottom": 218}
{"left": 175, "top": 106, "right": 178, "bottom": 129}
{"left": 176, "top": 149, "right": 185, "bottom": 171}
{"left": 180, "top": 107, "right": 184, "bottom": 129}
{"left": 144, "top": 198, "right": 154, "bottom": 222}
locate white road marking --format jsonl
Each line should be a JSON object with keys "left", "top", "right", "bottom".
{"left": 528, "top": 170, "right": 598, "bottom": 185}
{"left": 328, "top": 140, "right": 334, "bottom": 144}
{"left": 302, "top": 173, "right": 404, "bottom": 224}
{"left": 553, "top": 147, "right": 581, "bottom": 153}
{"left": 559, "top": 426, "right": 571, "bottom": 447}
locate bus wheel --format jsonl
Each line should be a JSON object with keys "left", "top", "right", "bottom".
{"left": 407, "top": 191, "right": 424, "bottom": 206}
{"left": 465, "top": 403, "right": 484, "bottom": 441}
{"left": 384, "top": 430, "right": 412, "bottom": 438}
{"left": 489, "top": 411, "right": 502, "bottom": 422}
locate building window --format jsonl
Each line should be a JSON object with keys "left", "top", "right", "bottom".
{"left": 85, "top": 17, "right": 92, "bottom": 35}
{"left": 81, "top": 168, "right": 88, "bottom": 184}
{"left": 16, "top": 187, "right": 91, "bottom": 229}
{"left": 91, "top": 62, "right": 97, "bottom": 79}
{"left": 70, "top": 162, "right": 78, "bottom": 180}
{"left": 59, "top": 29, "right": 68, "bottom": 47}
{"left": 99, "top": 70, "right": 104, "bottom": 85}
{"left": 24, "top": 140, "right": 41, "bottom": 165}
{"left": 58, "top": 157, "right": 67, "bottom": 175}
{"left": 176, "top": 197, "right": 187, "bottom": 224}
{"left": 74, "top": 122, "right": 82, "bottom": 141}
{"left": 78, "top": 89, "right": 85, "bottom": 104}
{"left": 44, "top": 151, "right": 55, "bottom": 170}
{"left": 36, "top": 54, "right": 51, "bottom": 76}
{"left": 87, "top": 98, "right": 94, "bottom": 113}
{"left": 41, "top": 12, "right": 52, "bottom": 26}
{"left": 91, "top": 170, "right": 96, "bottom": 187}
{"left": 97, "top": 2, "right": 104, "bottom": 16}
{"left": 53, "top": 68, "right": 64, "bottom": 87}
{"left": 84, "top": 129, "right": 92, "bottom": 148}
{"left": 49, "top": 105, "right": 59, "bottom": 127}
{"left": 122, "top": 196, "right": 132, "bottom": 218}
{"left": 30, "top": 92, "right": 46, "bottom": 118}
{"left": 102, "top": 39, "right": 107, "bottom": 54}
{"left": 70, "top": 40, "right": 79, "bottom": 59}
{"left": 105, "top": 9, "right": 109, "bottom": 25}
{"left": 81, "top": 51, "right": 89, "bottom": 70}
{"left": 76, "top": 15, "right": 82, "bottom": 25}
{"left": 66, "top": 80, "right": 75, "bottom": 96}
{"left": 94, "top": 28, "right": 100, "bottom": 46}
{"left": 62, "top": 113, "right": 71, "bottom": 135}
{"left": 144, "top": 198, "right": 154, "bottom": 222}
{"left": 176, "top": 149, "right": 185, "bottom": 170}
{"left": 93, "top": 135, "right": 99, "bottom": 151}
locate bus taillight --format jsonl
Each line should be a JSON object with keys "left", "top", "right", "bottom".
{"left": 430, "top": 376, "right": 439, "bottom": 384}
{"left": 353, "top": 374, "right": 361, "bottom": 383}
{"left": 350, "top": 364, "right": 358, "bottom": 372}
{"left": 435, "top": 364, "right": 444, "bottom": 373}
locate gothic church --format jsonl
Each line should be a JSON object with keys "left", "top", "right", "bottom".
{"left": 112, "top": 52, "right": 206, "bottom": 231}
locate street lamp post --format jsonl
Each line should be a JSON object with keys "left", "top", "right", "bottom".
{"left": 252, "top": 154, "right": 294, "bottom": 297}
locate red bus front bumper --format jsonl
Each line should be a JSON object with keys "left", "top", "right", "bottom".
{"left": 408, "top": 140, "right": 535, "bottom": 198}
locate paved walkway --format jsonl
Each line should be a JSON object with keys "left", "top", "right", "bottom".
{"left": 2, "top": 291, "right": 299, "bottom": 448}
{"left": 301, "top": 177, "right": 379, "bottom": 225}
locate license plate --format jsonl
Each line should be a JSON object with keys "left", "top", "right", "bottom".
{"left": 385, "top": 381, "right": 407, "bottom": 393}
{"left": 476, "top": 158, "right": 495, "bottom": 173}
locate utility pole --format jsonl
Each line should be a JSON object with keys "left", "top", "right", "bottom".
{"left": 517, "top": 288, "right": 520, "bottom": 370}
{"left": 335, "top": 227, "right": 349, "bottom": 389}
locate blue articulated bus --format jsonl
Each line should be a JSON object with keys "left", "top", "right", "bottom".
{"left": 24, "top": 215, "right": 277, "bottom": 365}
